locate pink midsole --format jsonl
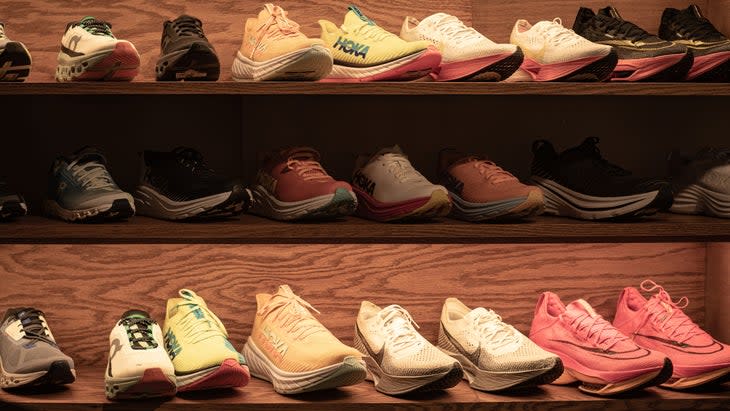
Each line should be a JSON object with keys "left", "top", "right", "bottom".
{"left": 520, "top": 54, "right": 606, "bottom": 81}
{"left": 434, "top": 52, "right": 514, "bottom": 81}
{"left": 321, "top": 48, "right": 441, "bottom": 82}
{"left": 610, "top": 53, "right": 686, "bottom": 82}
{"left": 353, "top": 186, "right": 430, "bottom": 221}
{"left": 687, "top": 50, "right": 730, "bottom": 79}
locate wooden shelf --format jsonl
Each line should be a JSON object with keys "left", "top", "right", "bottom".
{"left": 2, "top": 214, "right": 729, "bottom": 244}
{"left": 1, "top": 82, "right": 730, "bottom": 96}
{"left": 1, "top": 367, "right": 728, "bottom": 411}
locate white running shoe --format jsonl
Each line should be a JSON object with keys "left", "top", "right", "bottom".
{"left": 400, "top": 13, "right": 522, "bottom": 81}
{"left": 105, "top": 310, "right": 176, "bottom": 400}
{"left": 437, "top": 298, "right": 563, "bottom": 392}
{"left": 353, "top": 302, "right": 463, "bottom": 395}
{"left": 508, "top": 18, "right": 616, "bottom": 82}
{"left": 352, "top": 145, "right": 451, "bottom": 222}
{"left": 56, "top": 16, "right": 140, "bottom": 82}
{"left": 670, "top": 147, "right": 730, "bottom": 218}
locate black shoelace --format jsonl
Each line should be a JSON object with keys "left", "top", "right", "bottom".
{"left": 172, "top": 17, "right": 205, "bottom": 38}
{"left": 16, "top": 309, "right": 56, "bottom": 346}
{"left": 121, "top": 318, "right": 158, "bottom": 350}
{"left": 173, "top": 147, "right": 215, "bottom": 176}
{"left": 582, "top": 138, "right": 631, "bottom": 176}
{"left": 676, "top": 14, "right": 723, "bottom": 40}
{"left": 596, "top": 15, "right": 650, "bottom": 41}
{"left": 79, "top": 19, "right": 114, "bottom": 37}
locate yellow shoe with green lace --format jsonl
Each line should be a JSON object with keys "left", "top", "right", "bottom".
{"left": 319, "top": 5, "right": 441, "bottom": 81}
{"left": 163, "top": 289, "right": 250, "bottom": 391}
{"left": 241, "top": 285, "right": 367, "bottom": 394}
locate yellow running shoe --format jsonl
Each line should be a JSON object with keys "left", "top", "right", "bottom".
{"left": 163, "top": 289, "right": 250, "bottom": 392}
{"left": 241, "top": 285, "right": 367, "bottom": 394}
{"left": 319, "top": 5, "right": 441, "bottom": 81}
{"left": 231, "top": 3, "right": 333, "bottom": 81}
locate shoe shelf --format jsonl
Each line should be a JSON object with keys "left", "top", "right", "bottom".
{"left": 2, "top": 214, "right": 730, "bottom": 244}
{"left": 1, "top": 82, "right": 730, "bottom": 96}
{"left": 1, "top": 368, "right": 728, "bottom": 411}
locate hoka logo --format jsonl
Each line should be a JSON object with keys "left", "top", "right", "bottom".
{"left": 333, "top": 37, "right": 369, "bottom": 59}
{"left": 164, "top": 329, "right": 182, "bottom": 359}
{"left": 353, "top": 171, "right": 375, "bottom": 196}
{"left": 260, "top": 326, "right": 288, "bottom": 361}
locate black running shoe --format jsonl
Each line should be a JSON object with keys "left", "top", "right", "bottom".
{"left": 134, "top": 147, "right": 249, "bottom": 220}
{"left": 573, "top": 6, "right": 693, "bottom": 81}
{"left": 0, "top": 181, "right": 27, "bottom": 220}
{"left": 0, "top": 23, "right": 31, "bottom": 81}
{"left": 156, "top": 15, "right": 220, "bottom": 81}
{"left": 530, "top": 137, "right": 673, "bottom": 220}
{"left": 659, "top": 5, "right": 730, "bottom": 82}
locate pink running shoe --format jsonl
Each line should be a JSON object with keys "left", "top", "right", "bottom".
{"left": 613, "top": 280, "right": 730, "bottom": 389}
{"left": 530, "top": 292, "right": 672, "bottom": 395}
{"left": 249, "top": 147, "right": 357, "bottom": 221}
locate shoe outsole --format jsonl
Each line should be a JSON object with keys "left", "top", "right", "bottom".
{"left": 47, "top": 198, "right": 135, "bottom": 223}
{"left": 156, "top": 42, "right": 220, "bottom": 81}
{"left": 572, "top": 358, "right": 672, "bottom": 396}
{"left": 613, "top": 52, "right": 694, "bottom": 82}
{"left": 694, "top": 58, "right": 730, "bottom": 82}
{"left": 57, "top": 42, "right": 140, "bottom": 82}
{"left": 406, "top": 365, "right": 464, "bottom": 395}
{"left": 0, "top": 42, "right": 31, "bottom": 81}
{"left": 300, "top": 188, "right": 358, "bottom": 220}
{"left": 194, "top": 185, "right": 251, "bottom": 219}
{"left": 450, "top": 189, "right": 545, "bottom": 222}
{"left": 559, "top": 49, "right": 618, "bottom": 82}
{"left": 466, "top": 48, "right": 524, "bottom": 82}
{"left": 661, "top": 365, "right": 730, "bottom": 390}
{"left": 135, "top": 185, "right": 250, "bottom": 220}
{"left": 1, "top": 360, "right": 76, "bottom": 389}
{"left": 106, "top": 368, "right": 177, "bottom": 400}
{"left": 176, "top": 359, "right": 250, "bottom": 392}
{"left": 233, "top": 46, "right": 333, "bottom": 81}
{"left": 499, "top": 358, "right": 565, "bottom": 391}
{"left": 0, "top": 200, "right": 27, "bottom": 220}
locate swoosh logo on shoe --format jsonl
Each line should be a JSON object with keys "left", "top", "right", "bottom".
{"left": 355, "top": 324, "right": 384, "bottom": 364}
{"left": 634, "top": 334, "right": 725, "bottom": 354}
{"left": 549, "top": 339, "right": 652, "bottom": 359}
{"left": 107, "top": 338, "right": 123, "bottom": 377}
{"left": 440, "top": 322, "right": 480, "bottom": 365}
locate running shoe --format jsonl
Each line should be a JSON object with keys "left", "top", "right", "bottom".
{"left": 232, "top": 4, "right": 332, "bottom": 81}
{"left": 156, "top": 15, "right": 220, "bottom": 81}
{"left": 668, "top": 147, "right": 730, "bottom": 218}
{"left": 659, "top": 5, "right": 730, "bottom": 81}
{"left": 613, "top": 280, "right": 730, "bottom": 389}
{"left": 241, "top": 285, "right": 366, "bottom": 394}
{"left": 105, "top": 310, "right": 176, "bottom": 400}
{"left": 319, "top": 5, "right": 441, "bottom": 82}
{"left": 354, "top": 302, "right": 462, "bottom": 395}
{"left": 400, "top": 13, "right": 522, "bottom": 81}
{"left": 352, "top": 145, "right": 451, "bottom": 222}
{"left": 0, "top": 23, "right": 31, "bottom": 81}
{"left": 163, "top": 289, "right": 250, "bottom": 392}
{"left": 573, "top": 6, "right": 693, "bottom": 82}
{"left": 46, "top": 147, "right": 135, "bottom": 222}
{"left": 440, "top": 150, "right": 544, "bottom": 221}
{"left": 249, "top": 147, "right": 357, "bottom": 221}
{"left": 0, "top": 308, "right": 75, "bottom": 389}
{"left": 438, "top": 298, "right": 562, "bottom": 391}
{"left": 508, "top": 18, "right": 617, "bottom": 82}
{"left": 529, "top": 292, "right": 672, "bottom": 396}
{"left": 530, "top": 137, "right": 673, "bottom": 220}
{"left": 134, "top": 147, "right": 249, "bottom": 220}
{"left": 0, "top": 181, "right": 27, "bottom": 220}
{"left": 56, "top": 16, "right": 140, "bottom": 82}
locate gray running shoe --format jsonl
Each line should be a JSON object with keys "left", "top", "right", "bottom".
{"left": 0, "top": 308, "right": 76, "bottom": 389}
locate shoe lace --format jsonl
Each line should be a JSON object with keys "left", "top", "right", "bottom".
{"left": 79, "top": 17, "right": 114, "bottom": 37}
{"left": 566, "top": 312, "right": 628, "bottom": 350}
{"left": 122, "top": 318, "right": 158, "bottom": 350}
{"left": 379, "top": 305, "right": 423, "bottom": 356}
{"left": 173, "top": 147, "right": 215, "bottom": 176}
{"left": 258, "top": 292, "right": 326, "bottom": 340}
{"left": 381, "top": 154, "right": 425, "bottom": 183}
{"left": 258, "top": 4, "right": 300, "bottom": 40}
{"left": 469, "top": 308, "right": 520, "bottom": 351}
{"left": 0, "top": 24, "right": 5, "bottom": 39}
{"left": 286, "top": 158, "right": 331, "bottom": 182}
{"left": 175, "top": 300, "right": 227, "bottom": 345}
{"left": 676, "top": 12, "right": 723, "bottom": 39}
{"left": 15, "top": 309, "right": 55, "bottom": 346}
{"left": 67, "top": 159, "right": 116, "bottom": 190}
{"left": 641, "top": 280, "right": 704, "bottom": 343}
{"left": 472, "top": 160, "right": 516, "bottom": 184}
{"left": 432, "top": 14, "right": 482, "bottom": 43}
{"left": 581, "top": 137, "right": 631, "bottom": 176}
{"left": 595, "top": 15, "right": 651, "bottom": 41}
{"left": 172, "top": 16, "right": 205, "bottom": 38}
{"left": 350, "top": 23, "right": 394, "bottom": 42}
{"left": 535, "top": 18, "right": 583, "bottom": 46}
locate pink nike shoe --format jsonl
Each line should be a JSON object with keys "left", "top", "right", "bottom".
{"left": 613, "top": 280, "right": 730, "bottom": 389}
{"left": 529, "top": 292, "right": 671, "bottom": 395}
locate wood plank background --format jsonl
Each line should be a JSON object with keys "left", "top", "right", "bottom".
{"left": 0, "top": 242, "right": 706, "bottom": 368}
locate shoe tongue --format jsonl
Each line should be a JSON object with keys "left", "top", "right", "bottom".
{"left": 566, "top": 299, "right": 600, "bottom": 318}
{"left": 121, "top": 309, "right": 151, "bottom": 320}
{"left": 71, "top": 146, "right": 107, "bottom": 165}
{"left": 283, "top": 147, "right": 319, "bottom": 162}
{"left": 599, "top": 6, "right": 623, "bottom": 20}
{"left": 686, "top": 4, "right": 704, "bottom": 19}
{"left": 81, "top": 16, "right": 96, "bottom": 23}
{"left": 275, "top": 284, "right": 296, "bottom": 297}
{"left": 375, "top": 145, "right": 405, "bottom": 157}
{"left": 344, "top": 5, "right": 376, "bottom": 28}
{"left": 464, "top": 307, "right": 492, "bottom": 322}
{"left": 179, "top": 289, "right": 207, "bottom": 307}
{"left": 420, "top": 12, "right": 450, "bottom": 27}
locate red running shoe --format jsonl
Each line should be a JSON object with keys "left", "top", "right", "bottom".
{"left": 529, "top": 292, "right": 671, "bottom": 395}
{"left": 613, "top": 280, "right": 730, "bottom": 389}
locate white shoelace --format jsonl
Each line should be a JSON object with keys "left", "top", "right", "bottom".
{"left": 430, "top": 14, "right": 482, "bottom": 44}
{"left": 381, "top": 154, "right": 426, "bottom": 183}
{"left": 67, "top": 159, "right": 115, "bottom": 190}
{"left": 379, "top": 305, "right": 423, "bottom": 356}
{"left": 469, "top": 308, "right": 520, "bottom": 351}
{"left": 533, "top": 18, "right": 583, "bottom": 46}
